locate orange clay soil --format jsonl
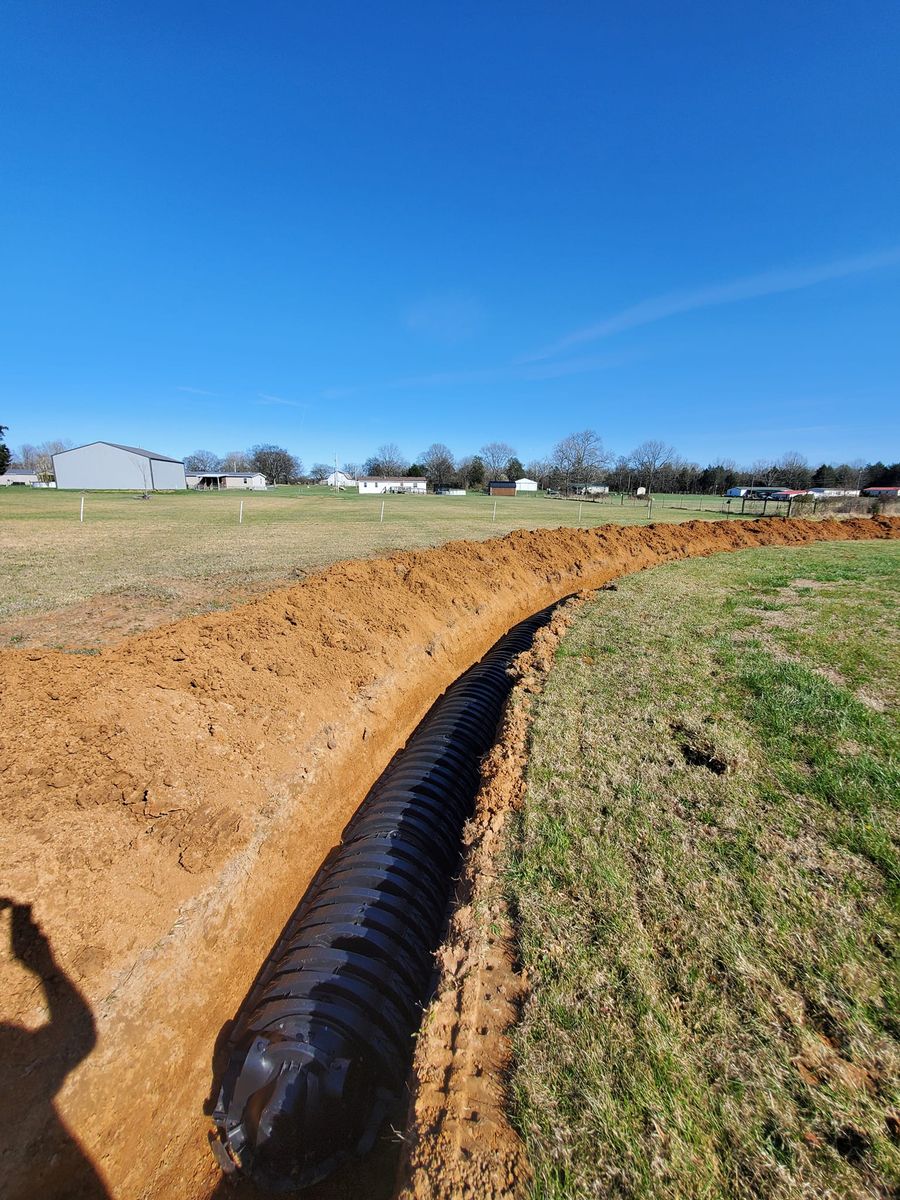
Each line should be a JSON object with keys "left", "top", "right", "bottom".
{"left": 1, "top": 516, "right": 897, "bottom": 1200}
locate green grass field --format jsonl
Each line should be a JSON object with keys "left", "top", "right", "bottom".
{"left": 0, "top": 485, "right": 750, "bottom": 639}
{"left": 506, "top": 540, "right": 900, "bottom": 1199}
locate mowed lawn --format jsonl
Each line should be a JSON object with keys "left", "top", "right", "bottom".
{"left": 0, "top": 486, "right": 743, "bottom": 639}
{"left": 507, "top": 540, "right": 900, "bottom": 1198}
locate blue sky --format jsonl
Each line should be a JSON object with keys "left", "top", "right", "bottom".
{"left": 1, "top": 1, "right": 898, "bottom": 469}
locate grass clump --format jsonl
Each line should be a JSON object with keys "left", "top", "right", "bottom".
{"left": 506, "top": 540, "right": 900, "bottom": 1199}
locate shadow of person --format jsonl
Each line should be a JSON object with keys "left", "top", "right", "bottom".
{"left": 0, "top": 898, "right": 112, "bottom": 1200}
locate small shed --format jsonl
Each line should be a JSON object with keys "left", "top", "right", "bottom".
{"left": 488, "top": 481, "right": 516, "bottom": 497}
{"left": 515, "top": 477, "right": 538, "bottom": 492}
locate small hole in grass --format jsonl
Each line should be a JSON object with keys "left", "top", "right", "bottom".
{"left": 828, "top": 1125, "right": 870, "bottom": 1164}
{"left": 679, "top": 743, "right": 728, "bottom": 774}
{"left": 670, "top": 721, "right": 732, "bottom": 775}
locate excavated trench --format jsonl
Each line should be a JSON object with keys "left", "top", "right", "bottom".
{"left": 1, "top": 516, "right": 898, "bottom": 1200}
{"left": 209, "top": 609, "right": 555, "bottom": 1192}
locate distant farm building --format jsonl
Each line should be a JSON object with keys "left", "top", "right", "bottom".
{"left": 862, "top": 486, "right": 900, "bottom": 498}
{"left": 435, "top": 487, "right": 466, "bottom": 495}
{"left": 488, "top": 481, "right": 516, "bottom": 497}
{"left": 53, "top": 442, "right": 186, "bottom": 490}
{"left": 186, "top": 471, "right": 267, "bottom": 490}
{"left": 585, "top": 484, "right": 610, "bottom": 495}
{"left": 808, "top": 488, "right": 860, "bottom": 497}
{"left": 515, "top": 477, "right": 538, "bottom": 492}
{"left": 0, "top": 470, "right": 40, "bottom": 486}
{"left": 326, "top": 470, "right": 355, "bottom": 488}
{"left": 357, "top": 477, "right": 427, "bottom": 494}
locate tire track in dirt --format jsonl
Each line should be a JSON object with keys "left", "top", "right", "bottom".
{"left": 0, "top": 517, "right": 896, "bottom": 1200}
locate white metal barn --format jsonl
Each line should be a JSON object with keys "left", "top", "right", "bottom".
{"left": 52, "top": 442, "right": 187, "bottom": 490}
{"left": 186, "top": 471, "right": 267, "bottom": 490}
{"left": 326, "top": 470, "right": 355, "bottom": 488}
{"left": 357, "top": 476, "right": 427, "bottom": 494}
{"left": 515, "top": 477, "right": 538, "bottom": 491}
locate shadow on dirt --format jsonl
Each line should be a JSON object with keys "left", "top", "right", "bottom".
{"left": 0, "top": 898, "right": 111, "bottom": 1200}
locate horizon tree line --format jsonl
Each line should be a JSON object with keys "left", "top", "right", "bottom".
{"left": 3, "top": 427, "right": 898, "bottom": 492}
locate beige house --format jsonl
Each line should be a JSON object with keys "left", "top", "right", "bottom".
{"left": 186, "top": 471, "right": 267, "bottom": 490}
{"left": 0, "top": 470, "right": 41, "bottom": 486}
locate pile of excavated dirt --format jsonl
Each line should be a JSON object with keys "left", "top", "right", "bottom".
{"left": 1, "top": 517, "right": 897, "bottom": 1200}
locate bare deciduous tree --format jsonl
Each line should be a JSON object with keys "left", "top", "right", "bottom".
{"left": 479, "top": 441, "right": 516, "bottom": 479}
{"left": 774, "top": 451, "right": 811, "bottom": 489}
{"left": 364, "top": 443, "right": 408, "bottom": 477}
{"left": 220, "top": 450, "right": 253, "bottom": 471}
{"left": 17, "top": 443, "right": 40, "bottom": 470}
{"left": 420, "top": 443, "right": 455, "bottom": 490}
{"left": 552, "top": 430, "right": 610, "bottom": 494}
{"left": 250, "top": 444, "right": 302, "bottom": 484}
{"left": 184, "top": 449, "right": 222, "bottom": 472}
{"left": 525, "top": 458, "right": 551, "bottom": 489}
{"left": 35, "top": 439, "right": 73, "bottom": 483}
{"left": 750, "top": 458, "right": 778, "bottom": 486}
{"left": 630, "top": 439, "right": 675, "bottom": 492}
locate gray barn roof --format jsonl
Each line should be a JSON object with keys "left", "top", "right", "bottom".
{"left": 56, "top": 441, "right": 184, "bottom": 464}
{"left": 106, "top": 442, "right": 183, "bottom": 463}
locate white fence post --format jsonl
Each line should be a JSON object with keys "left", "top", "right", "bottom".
{"left": 380, "top": 500, "right": 385, "bottom": 524}
{"left": 239, "top": 500, "right": 244, "bottom": 524}
{"left": 80, "top": 496, "right": 84, "bottom": 523}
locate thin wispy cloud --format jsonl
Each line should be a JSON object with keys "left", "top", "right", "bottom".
{"left": 384, "top": 350, "right": 632, "bottom": 391}
{"left": 526, "top": 246, "right": 900, "bottom": 361}
{"left": 177, "top": 385, "right": 217, "bottom": 396}
{"left": 256, "top": 392, "right": 309, "bottom": 409}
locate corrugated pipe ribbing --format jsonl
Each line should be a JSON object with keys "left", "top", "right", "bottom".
{"left": 210, "top": 607, "right": 554, "bottom": 1190}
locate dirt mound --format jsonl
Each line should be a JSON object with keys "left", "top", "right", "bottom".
{"left": 1, "top": 516, "right": 896, "bottom": 1200}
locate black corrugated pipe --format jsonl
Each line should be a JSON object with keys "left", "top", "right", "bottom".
{"left": 209, "top": 607, "right": 554, "bottom": 1190}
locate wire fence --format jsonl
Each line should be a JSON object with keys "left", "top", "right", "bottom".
{"left": 555, "top": 492, "right": 899, "bottom": 520}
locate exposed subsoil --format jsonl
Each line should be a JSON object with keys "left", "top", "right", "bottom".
{"left": 1, "top": 517, "right": 897, "bottom": 1200}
